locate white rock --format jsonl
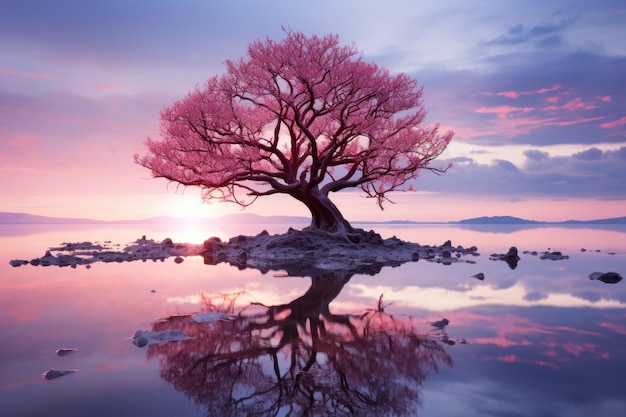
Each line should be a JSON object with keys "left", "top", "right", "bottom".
{"left": 192, "top": 312, "right": 230, "bottom": 323}
{"left": 131, "top": 329, "right": 191, "bottom": 347}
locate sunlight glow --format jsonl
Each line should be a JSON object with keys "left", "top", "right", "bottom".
{"left": 165, "top": 193, "right": 219, "bottom": 220}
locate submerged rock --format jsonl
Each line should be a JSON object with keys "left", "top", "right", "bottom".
{"left": 56, "top": 348, "right": 77, "bottom": 357}
{"left": 540, "top": 251, "right": 569, "bottom": 261}
{"left": 41, "top": 368, "right": 77, "bottom": 381}
{"left": 131, "top": 329, "right": 191, "bottom": 347}
{"left": 9, "top": 259, "right": 28, "bottom": 267}
{"left": 589, "top": 271, "right": 623, "bottom": 284}
{"left": 428, "top": 318, "right": 450, "bottom": 329}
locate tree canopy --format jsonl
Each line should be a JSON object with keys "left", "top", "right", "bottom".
{"left": 135, "top": 31, "right": 453, "bottom": 234}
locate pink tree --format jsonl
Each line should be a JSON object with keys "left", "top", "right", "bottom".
{"left": 135, "top": 31, "right": 453, "bottom": 235}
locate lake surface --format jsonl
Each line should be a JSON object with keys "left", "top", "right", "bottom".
{"left": 1, "top": 222, "right": 625, "bottom": 416}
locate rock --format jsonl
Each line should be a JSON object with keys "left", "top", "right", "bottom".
{"left": 41, "top": 368, "right": 77, "bottom": 380}
{"left": 131, "top": 329, "right": 191, "bottom": 347}
{"left": 503, "top": 247, "right": 520, "bottom": 269}
{"left": 231, "top": 235, "right": 249, "bottom": 243}
{"left": 192, "top": 312, "right": 231, "bottom": 323}
{"left": 589, "top": 272, "right": 623, "bottom": 284}
{"left": 11, "top": 228, "right": 480, "bottom": 274}
{"left": 57, "top": 254, "right": 82, "bottom": 267}
{"left": 540, "top": 251, "right": 569, "bottom": 261}
{"left": 471, "top": 272, "right": 485, "bottom": 280}
{"left": 134, "top": 336, "right": 149, "bottom": 348}
{"left": 428, "top": 318, "right": 449, "bottom": 329}
{"left": 56, "top": 348, "right": 77, "bottom": 357}
{"left": 203, "top": 236, "right": 222, "bottom": 250}
{"left": 505, "top": 247, "right": 519, "bottom": 259}
{"left": 490, "top": 247, "right": 520, "bottom": 269}
{"left": 364, "top": 230, "right": 383, "bottom": 244}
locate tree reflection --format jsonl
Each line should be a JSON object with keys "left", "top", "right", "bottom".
{"left": 146, "top": 272, "right": 452, "bottom": 416}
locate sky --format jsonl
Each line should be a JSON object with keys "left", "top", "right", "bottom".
{"left": 1, "top": 0, "right": 625, "bottom": 223}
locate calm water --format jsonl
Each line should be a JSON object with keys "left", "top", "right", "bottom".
{"left": 1, "top": 222, "right": 625, "bottom": 417}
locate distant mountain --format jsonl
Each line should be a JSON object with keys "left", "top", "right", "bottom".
{"left": 561, "top": 216, "right": 626, "bottom": 225}
{"left": 0, "top": 212, "right": 107, "bottom": 224}
{"left": 455, "top": 215, "right": 626, "bottom": 225}
{"left": 456, "top": 216, "right": 544, "bottom": 225}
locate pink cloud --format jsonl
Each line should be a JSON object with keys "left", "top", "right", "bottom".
{"left": 493, "top": 353, "right": 560, "bottom": 370}
{"left": 450, "top": 311, "right": 605, "bottom": 359}
{"left": 563, "top": 97, "right": 599, "bottom": 111}
{"left": 496, "top": 91, "right": 520, "bottom": 98}
{"left": 468, "top": 89, "right": 608, "bottom": 138}
{"left": 0, "top": 67, "right": 54, "bottom": 80}
{"left": 600, "top": 116, "right": 626, "bottom": 129}
{"left": 536, "top": 84, "right": 563, "bottom": 94}
{"left": 2, "top": 134, "right": 41, "bottom": 155}
{"left": 548, "top": 116, "right": 604, "bottom": 126}
{"left": 469, "top": 115, "right": 558, "bottom": 137}
{"left": 475, "top": 105, "right": 534, "bottom": 118}
{"left": 497, "top": 354, "right": 518, "bottom": 363}
{"left": 98, "top": 363, "right": 125, "bottom": 371}
{"left": 97, "top": 84, "right": 126, "bottom": 91}
{"left": 544, "top": 349, "right": 559, "bottom": 358}
{"left": 462, "top": 84, "right": 616, "bottom": 139}
{"left": 455, "top": 110, "right": 605, "bottom": 139}
{"left": 559, "top": 342, "right": 600, "bottom": 357}
{"left": 600, "top": 321, "right": 626, "bottom": 335}
{"left": 480, "top": 84, "right": 563, "bottom": 99}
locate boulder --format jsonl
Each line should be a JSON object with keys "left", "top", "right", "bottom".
{"left": 589, "top": 271, "right": 623, "bottom": 284}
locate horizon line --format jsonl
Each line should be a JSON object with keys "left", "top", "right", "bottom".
{"left": 1, "top": 211, "right": 625, "bottom": 225}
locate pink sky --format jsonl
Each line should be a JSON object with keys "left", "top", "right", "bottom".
{"left": 1, "top": 1, "right": 625, "bottom": 222}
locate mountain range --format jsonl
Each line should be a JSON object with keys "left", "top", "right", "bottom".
{"left": 456, "top": 215, "right": 626, "bottom": 225}
{"left": 1, "top": 212, "right": 625, "bottom": 225}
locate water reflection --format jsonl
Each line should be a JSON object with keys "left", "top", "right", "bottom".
{"left": 144, "top": 272, "right": 453, "bottom": 416}
{"left": 3, "top": 224, "right": 626, "bottom": 416}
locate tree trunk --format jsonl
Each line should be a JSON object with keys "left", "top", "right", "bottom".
{"left": 293, "top": 186, "right": 354, "bottom": 234}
